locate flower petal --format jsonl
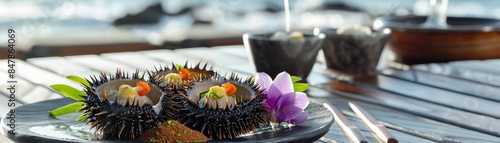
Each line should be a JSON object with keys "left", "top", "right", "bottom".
{"left": 255, "top": 72, "right": 273, "bottom": 93}
{"left": 275, "top": 92, "right": 298, "bottom": 111}
{"left": 294, "top": 92, "right": 309, "bottom": 109}
{"left": 265, "top": 72, "right": 294, "bottom": 107}
{"left": 273, "top": 92, "right": 309, "bottom": 123}
{"left": 265, "top": 85, "right": 281, "bottom": 109}
{"left": 274, "top": 92, "right": 309, "bottom": 111}
{"left": 276, "top": 105, "right": 303, "bottom": 122}
{"left": 272, "top": 72, "right": 294, "bottom": 93}
{"left": 290, "top": 110, "right": 308, "bottom": 124}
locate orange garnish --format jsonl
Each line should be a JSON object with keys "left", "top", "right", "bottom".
{"left": 136, "top": 81, "right": 151, "bottom": 96}
{"left": 222, "top": 82, "right": 237, "bottom": 96}
{"left": 177, "top": 68, "right": 191, "bottom": 81}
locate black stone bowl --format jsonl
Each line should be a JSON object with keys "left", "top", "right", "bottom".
{"left": 243, "top": 33, "right": 325, "bottom": 80}
{"left": 318, "top": 28, "right": 390, "bottom": 77}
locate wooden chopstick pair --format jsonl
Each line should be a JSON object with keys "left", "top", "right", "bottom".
{"left": 324, "top": 103, "right": 398, "bottom": 143}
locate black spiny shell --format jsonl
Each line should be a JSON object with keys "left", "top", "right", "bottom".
{"left": 151, "top": 61, "right": 217, "bottom": 84}
{"left": 174, "top": 74, "right": 268, "bottom": 139}
{"left": 80, "top": 70, "right": 175, "bottom": 139}
{"left": 150, "top": 61, "right": 221, "bottom": 121}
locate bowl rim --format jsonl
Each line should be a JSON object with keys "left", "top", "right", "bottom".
{"left": 376, "top": 15, "right": 500, "bottom": 33}
{"left": 242, "top": 32, "right": 325, "bottom": 41}
{"left": 314, "top": 27, "right": 391, "bottom": 36}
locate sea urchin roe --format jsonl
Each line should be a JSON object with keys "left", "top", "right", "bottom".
{"left": 135, "top": 81, "right": 150, "bottom": 96}
{"left": 199, "top": 85, "right": 237, "bottom": 110}
{"left": 117, "top": 85, "right": 138, "bottom": 100}
{"left": 222, "top": 82, "right": 237, "bottom": 96}
{"left": 177, "top": 68, "right": 191, "bottom": 81}
{"left": 116, "top": 82, "right": 153, "bottom": 106}
{"left": 208, "top": 86, "right": 226, "bottom": 99}
{"left": 164, "top": 73, "right": 182, "bottom": 83}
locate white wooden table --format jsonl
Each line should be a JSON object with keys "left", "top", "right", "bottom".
{"left": 2, "top": 45, "right": 500, "bottom": 143}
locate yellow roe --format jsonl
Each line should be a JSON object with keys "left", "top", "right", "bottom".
{"left": 209, "top": 86, "right": 227, "bottom": 98}
{"left": 164, "top": 73, "right": 182, "bottom": 83}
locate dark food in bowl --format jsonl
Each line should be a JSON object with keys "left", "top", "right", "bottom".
{"left": 320, "top": 27, "right": 390, "bottom": 77}
{"left": 378, "top": 16, "right": 500, "bottom": 64}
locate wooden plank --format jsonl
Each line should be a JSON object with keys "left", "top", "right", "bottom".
{"left": 139, "top": 49, "right": 198, "bottom": 64}
{"left": 100, "top": 52, "right": 166, "bottom": 70}
{"left": 139, "top": 49, "right": 221, "bottom": 73}
{"left": 370, "top": 75, "right": 500, "bottom": 118}
{"left": 130, "top": 49, "right": 245, "bottom": 78}
{"left": 310, "top": 87, "right": 499, "bottom": 143}
{"left": 382, "top": 68, "right": 500, "bottom": 102}
{"left": 201, "top": 46, "right": 259, "bottom": 76}
{"left": 413, "top": 63, "right": 500, "bottom": 87}
{"left": 380, "top": 68, "right": 416, "bottom": 81}
{"left": 483, "top": 59, "right": 500, "bottom": 66}
{"left": 320, "top": 81, "right": 500, "bottom": 138}
{"left": 0, "top": 72, "right": 36, "bottom": 103}
{"left": 65, "top": 55, "right": 137, "bottom": 74}
{"left": 175, "top": 47, "right": 249, "bottom": 65}
{"left": 212, "top": 45, "right": 249, "bottom": 59}
{"left": 0, "top": 61, "right": 63, "bottom": 116}
{"left": 0, "top": 74, "right": 59, "bottom": 104}
{"left": 27, "top": 57, "right": 98, "bottom": 78}
{"left": 139, "top": 49, "right": 219, "bottom": 72}
{"left": 0, "top": 60, "right": 80, "bottom": 88}
{"left": 122, "top": 48, "right": 254, "bottom": 80}
{"left": 449, "top": 60, "right": 500, "bottom": 75}
{"left": 0, "top": 92, "right": 22, "bottom": 119}
{"left": 20, "top": 86, "right": 63, "bottom": 104}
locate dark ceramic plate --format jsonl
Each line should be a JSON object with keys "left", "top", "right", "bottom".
{"left": 1, "top": 98, "right": 334, "bottom": 143}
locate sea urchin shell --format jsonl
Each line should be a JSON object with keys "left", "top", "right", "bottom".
{"left": 151, "top": 62, "right": 217, "bottom": 87}
{"left": 80, "top": 70, "right": 176, "bottom": 139}
{"left": 174, "top": 74, "right": 268, "bottom": 139}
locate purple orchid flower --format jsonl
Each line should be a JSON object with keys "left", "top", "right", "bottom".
{"left": 255, "top": 72, "right": 309, "bottom": 125}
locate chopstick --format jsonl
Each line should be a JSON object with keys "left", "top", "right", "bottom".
{"left": 340, "top": 110, "right": 461, "bottom": 143}
{"left": 323, "top": 103, "right": 369, "bottom": 143}
{"left": 348, "top": 102, "right": 398, "bottom": 143}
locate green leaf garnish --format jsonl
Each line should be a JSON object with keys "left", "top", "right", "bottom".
{"left": 66, "top": 75, "right": 91, "bottom": 87}
{"left": 77, "top": 114, "right": 88, "bottom": 121}
{"left": 250, "top": 77, "right": 256, "bottom": 84}
{"left": 199, "top": 91, "right": 208, "bottom": 99}
{"left": 234, "top": 95, "right": 243, "bottom": 103}
{"left": 175, "top": 64, "right": 184, "bottom": 71}
{"left": 291, "top": 76, "right": 302, "bottom": 83}
{"left": 49, "top": 102, "right": 85, "bottom": 117}
{"left": 210, "top": 92, "right": 223, "bottom": 99}
{"left": 293, "top": 83, "right": 309, "bottom": 92}
{"left": 291, "top": 75, "right": 308, "bottom": 92}
{"left": 50, "top": 84, "right": 87, "bottom": 101}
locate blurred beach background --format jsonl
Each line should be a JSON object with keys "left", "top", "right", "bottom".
{"left": 1, "top": 0, "right": 499, "bottom": 59}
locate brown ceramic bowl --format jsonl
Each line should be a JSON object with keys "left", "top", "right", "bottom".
{"left": 376, "top": 16, "right": 500, "bottom": 64}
